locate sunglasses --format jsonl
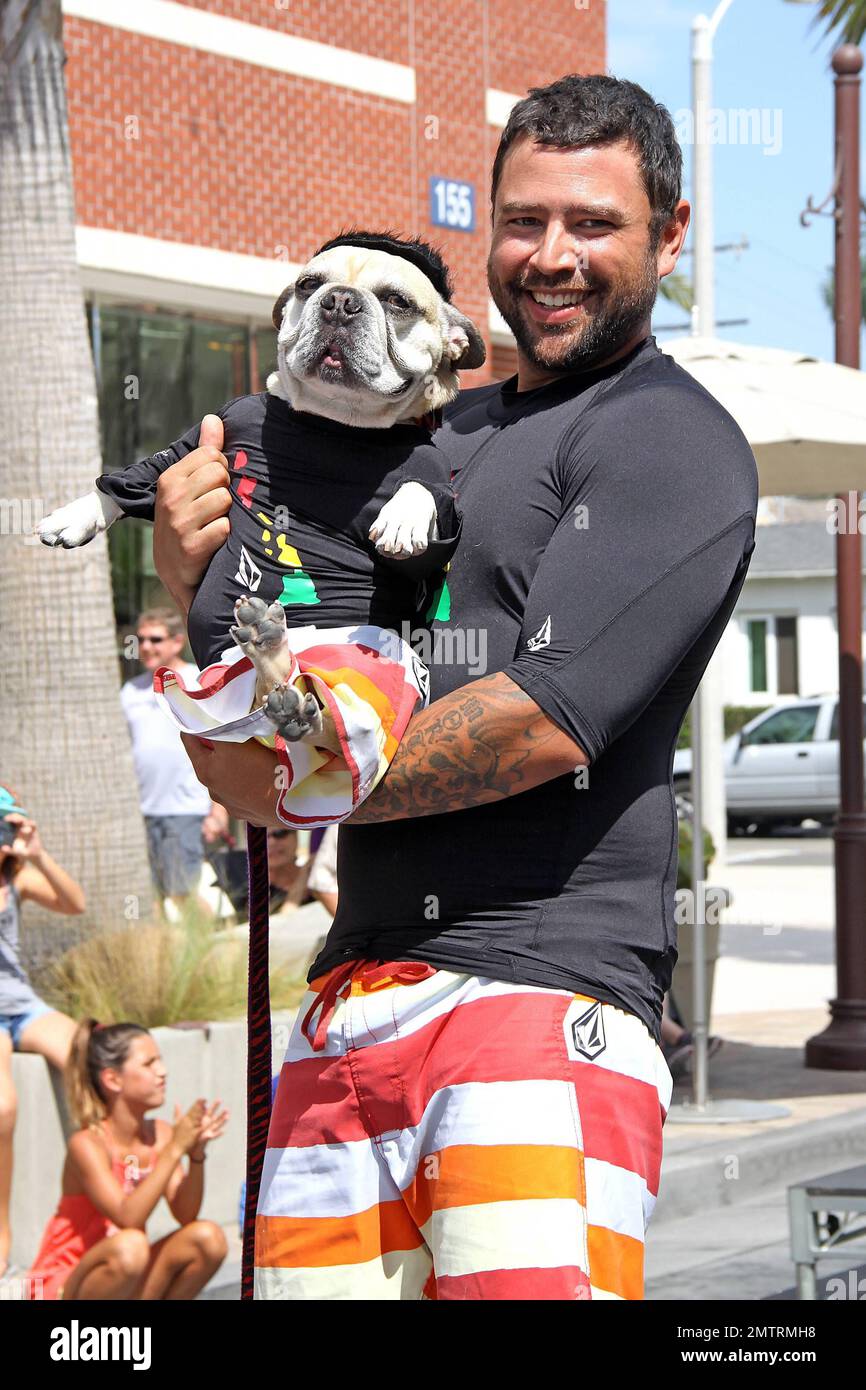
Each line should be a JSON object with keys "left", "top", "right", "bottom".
{"left": 138, "top": 634, "right": 171, "bottom": 645}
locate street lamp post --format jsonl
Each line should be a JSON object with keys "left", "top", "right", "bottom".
{"left": 805, "top": 45, "right": 866, "bottom": 1070}
{"left": 668, "top": 0, "right": 789, "bottom": 1124}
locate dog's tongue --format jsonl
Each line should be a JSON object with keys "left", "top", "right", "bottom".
{"left": 323, "top": 342, "right": 343, "bottom": 366}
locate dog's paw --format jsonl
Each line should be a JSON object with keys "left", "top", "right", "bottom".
{"left": 36, "top": 494, "right": 107, "bottom": 548}
{"left": 229, "top": 595, "right": 287, "bottom": 654}
{"left": 369, "top": 481, "right": 438, "bottom": 559}
{"left": 264, "top": 683, "right": 324, "bottom": 742}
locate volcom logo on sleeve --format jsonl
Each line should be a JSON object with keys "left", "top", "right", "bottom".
{"left": 235, "top": 545, "right": 263, "bottom": 592}
{"left": 570, "top": 1000, "right": 606, "bottom": 1060}
{"left": 526, "top": 615, "right": 551, "bottom": 651}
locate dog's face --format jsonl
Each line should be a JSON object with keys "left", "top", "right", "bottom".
{"left": 267, "top": 245, "right": 485, "bottom": 428}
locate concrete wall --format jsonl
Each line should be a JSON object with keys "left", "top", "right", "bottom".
{"left": 9, "top": 1011, "right": 297, "bottom": 1270}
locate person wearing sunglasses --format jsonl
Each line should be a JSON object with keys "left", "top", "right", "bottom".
{"left": 120, "top": 608, "right": 229, "bottom": 918}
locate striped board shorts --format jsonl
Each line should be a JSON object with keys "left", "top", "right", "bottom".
{"left": 255, "top": 959, "right": 673, "bottom": 1300}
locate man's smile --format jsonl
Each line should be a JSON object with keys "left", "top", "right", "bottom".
{"left": 520, "top": 287, "right": 596, "bottom": 325}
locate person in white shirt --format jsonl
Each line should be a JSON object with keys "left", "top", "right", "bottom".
{"left": 121, "top": 608, "right": 228, "bottom": 917}
{"left": 307, "top": 825, "right": 338, "bottom": 919}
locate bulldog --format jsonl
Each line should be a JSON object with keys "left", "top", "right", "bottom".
{"left": 36, "top": 231, "right": 485, "bottom": 742}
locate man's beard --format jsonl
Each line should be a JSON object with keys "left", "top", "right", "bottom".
{"left": 488, "top": 246, "right": 659, "bottom": 377}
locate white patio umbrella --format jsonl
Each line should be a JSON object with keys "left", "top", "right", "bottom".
{"left": 664, "top": 336, "right": 866, "bottom": 497}
{"left": 660, "top": 334, "right": 866, "bottom": 1122}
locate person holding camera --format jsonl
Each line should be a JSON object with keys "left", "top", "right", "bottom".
{"left": 0, "top": 783, "right": 84, "bottom": 1280}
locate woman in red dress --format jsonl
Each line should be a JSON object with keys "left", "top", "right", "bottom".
{"left": 28, "top": 1019, "right": 229, "bottom": 1299}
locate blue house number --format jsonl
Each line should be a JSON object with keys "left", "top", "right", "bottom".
{"left": 430, "top": 178, "right": 475, "bottom": 232}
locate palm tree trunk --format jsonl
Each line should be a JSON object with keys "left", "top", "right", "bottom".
{"left": 0, "top": 0, "right": 153, "bottom": 964}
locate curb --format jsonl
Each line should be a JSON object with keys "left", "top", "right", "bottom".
{"left": 655, "top": 1105, "right": 866, "bottom": 1224}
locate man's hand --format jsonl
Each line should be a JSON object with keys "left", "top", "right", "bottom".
{"left": 153, "top": 414, "right": 232, "bottom": 617}
{"left": 181, "top": 673, "right": 588, "bottom": 829}
{"left": 181, "top": 735, "right": 284, "bottom": 829}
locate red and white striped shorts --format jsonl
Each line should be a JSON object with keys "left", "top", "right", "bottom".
{"left": 255, "top": 959, "right": 673, "bottom": 1300}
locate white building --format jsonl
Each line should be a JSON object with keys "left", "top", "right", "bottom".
{"left": 720, "top": 519, "right": 863, "bottom": 705}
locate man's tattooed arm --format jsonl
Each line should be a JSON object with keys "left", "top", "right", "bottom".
{"left": 347, "top": 671, "right": 589, "bottom": 824}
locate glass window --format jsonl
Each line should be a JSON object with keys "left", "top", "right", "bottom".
{"left": 254, "top": 327, "right": 278, "bottom": 392}
{"left": 91, "top": 304, "right": 257, "bottom": 629}
{"left": 775, "top": 616, "right": 799, "bottom": 695}
{"left": 744, "top": 705, "right": 820, "bottom": 746}
{"left": 748, "top": 619, "right": 768, "bottom": 691}
{"left": 829, "top": 702, "right": 866, "bottom": 740}
{"left": 98, "top": 306, "right": 249, "bottom": 465}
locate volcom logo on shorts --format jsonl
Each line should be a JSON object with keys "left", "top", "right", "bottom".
{"left": 571, "top": 1000, "right": 606, "bottom": 1060}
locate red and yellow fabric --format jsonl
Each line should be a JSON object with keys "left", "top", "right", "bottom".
{"left": 152, "top": 623, "right": 429, "bottom": 828}
{"left": 254, "top": 961, "right": 674, "bottom": 1301}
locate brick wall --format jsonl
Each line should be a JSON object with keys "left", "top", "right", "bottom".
{"left": 64, "top": 2, "right": 606, "bottom": 382}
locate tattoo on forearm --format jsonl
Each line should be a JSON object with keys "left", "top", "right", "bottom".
{"left": 349, "top": 672, "right": 581, "bottom": 824}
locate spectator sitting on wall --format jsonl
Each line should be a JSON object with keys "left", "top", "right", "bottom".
{"left": 121, "top": 607, "right": 229, "bottom": 919}
{"left": 0, "top": 784, "right": 83, "bottom": 1281}
{"left": 26, "top": 1019, "right": 228, "bottom": 1300}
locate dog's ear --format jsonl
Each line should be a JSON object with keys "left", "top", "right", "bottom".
{"left": 441, "top": 302, "right": 486, "bottom": 371}
{"left": 272, "top": 285, "right": 294, "bottom": 331}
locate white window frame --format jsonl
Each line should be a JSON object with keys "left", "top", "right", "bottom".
{"left": 742, "top": 613, "right": 799, "bottom": 698}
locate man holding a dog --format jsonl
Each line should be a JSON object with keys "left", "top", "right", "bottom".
{"left": 154, "top": 75, "right": 758, "bottom": 1300}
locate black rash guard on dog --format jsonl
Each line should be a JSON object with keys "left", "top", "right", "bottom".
{"left": 310, "top": 336, "right": 759, "bottom": 1042}
{"left": 96, "top": 391, "right": 461, "bottom": 669}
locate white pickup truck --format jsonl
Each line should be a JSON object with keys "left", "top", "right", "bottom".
{"left": 672, "top": 695, "right": 864, "bottom": 834}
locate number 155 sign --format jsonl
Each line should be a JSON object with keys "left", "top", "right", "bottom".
{"left": 429, "top": 178, "right": 476, "bottom": 232}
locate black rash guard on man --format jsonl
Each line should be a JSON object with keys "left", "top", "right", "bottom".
{"left": 309, "top": 335, "right": 759, "bottom": 1043}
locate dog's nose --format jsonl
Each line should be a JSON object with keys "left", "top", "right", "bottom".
{"left": 319, "top": 286, "right": 363, "bottom": 321}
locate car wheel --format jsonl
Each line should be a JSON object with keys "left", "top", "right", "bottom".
{"left": 751, "top": 819, "right": 778, "bottom": 837}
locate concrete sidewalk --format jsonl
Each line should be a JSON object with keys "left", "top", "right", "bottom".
{"left": 649, "top": 849, "right": 866, "bottom": 1299}
{"left": 649, "top": 1006, "right": 866, "bottom": 1298}
{"left": 712, "top": 859, "right": 835, "bottom": 1014}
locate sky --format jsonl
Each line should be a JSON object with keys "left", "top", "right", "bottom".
{"left": 607, "top": 0, "right": 858, "bottom": 358}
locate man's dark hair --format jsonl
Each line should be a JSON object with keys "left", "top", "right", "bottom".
{"left": 490, "top": 73, "right": 682, "bottom": 247}
{"left": 313, "top": 229, "right": 454, "bottom": 302}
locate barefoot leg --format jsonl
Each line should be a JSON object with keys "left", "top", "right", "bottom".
{"left": 17, "top": 1010, "right": 77, "bottom": 1071}
{"left": 137, "top": 1221, "right": 228, "bottom": 1300}
{"left": 61, "top": 1229, "right": 151, "bottom": 1301}
{"left": 0, "top": 1033, "right": 15, "bottom": 1278}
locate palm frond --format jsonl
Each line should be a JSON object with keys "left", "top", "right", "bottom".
{"left": 658, "top": 272, "right": 694, "bottom": 311}
{"left": 786, "top": 0, "right": 866, "bottom": 46}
